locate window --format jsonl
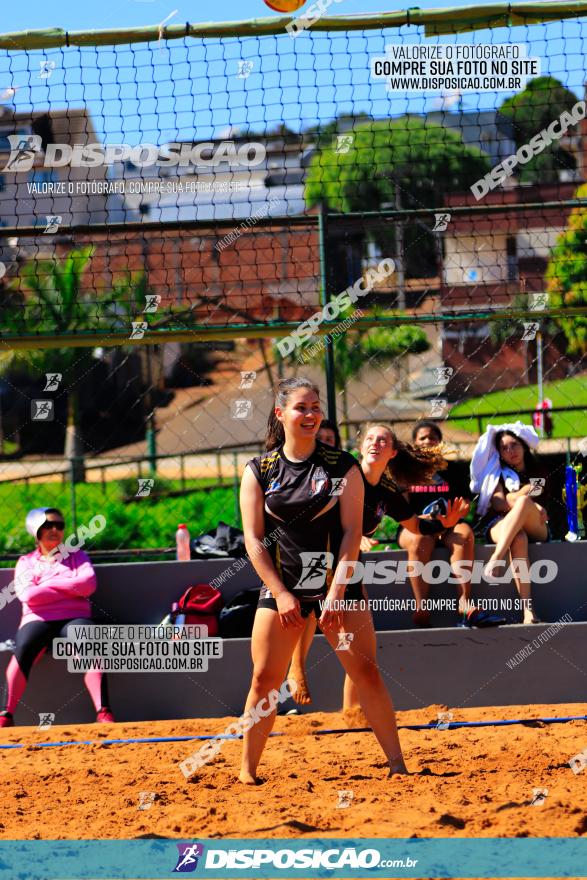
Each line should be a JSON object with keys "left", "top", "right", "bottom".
{"left": 506, "top": 236, "right": 518, "bottom": 282}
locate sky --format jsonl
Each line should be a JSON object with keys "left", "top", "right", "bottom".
{"left": 0, "top": 1, "right": 585, "bottom": 142}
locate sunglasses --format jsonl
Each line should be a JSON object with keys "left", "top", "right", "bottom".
{"left": 40, "top": 520, "right": 65, "bottom": 531}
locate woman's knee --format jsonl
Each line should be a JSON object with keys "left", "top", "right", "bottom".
{"left": 349, "top": 658, "right": 382, "bottom": 690}
{"left": 251, "top": 667, "right": 284, "bottom": 694}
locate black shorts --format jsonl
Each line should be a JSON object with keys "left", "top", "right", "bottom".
{"left": 257, "top": 582, "right": 365, "bottom": 616}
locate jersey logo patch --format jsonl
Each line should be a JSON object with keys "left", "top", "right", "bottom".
{"left": 266, "top": 479, "right": 281, "bottom": 495}
{"left": 310, "top": 466, "right": 331, "bottom": 497}
{"left": 375, "top": 501, "right": 387, "bottom": 520}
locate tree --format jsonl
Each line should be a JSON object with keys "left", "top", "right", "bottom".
{"left": 0, "top": 248, "right": 94, "bottom": 481}
{"left": 546, "top": 183, "right": 587, "bottom": 354}
{"left": 305, "top": 116, "right": 490, "bottom": 212}
{"left": 278, "top": 307, "right": 430, "bottom": 443}
{"left": 499, "top": 76, "right": 579, "bottom": 184}
{"left": 304, "top": 116, "right": 490, "bottom": 277}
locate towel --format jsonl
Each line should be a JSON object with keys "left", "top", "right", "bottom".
{"left": 470, "top": 422, "right": 539, "bottom": 516}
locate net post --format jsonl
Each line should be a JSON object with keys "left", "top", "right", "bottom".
{"left": 318, "top": 200, "right": 337, "bottom": 426}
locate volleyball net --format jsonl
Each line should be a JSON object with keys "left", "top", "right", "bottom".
{"left": 0, "top": 2, "right": 586, "bottom": 554}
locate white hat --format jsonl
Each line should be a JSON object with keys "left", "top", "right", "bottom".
{"left": 25, "top": 508, "right": 51, "bottom": 539}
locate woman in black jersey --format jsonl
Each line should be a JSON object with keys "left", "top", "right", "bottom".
{"left": 342, "top": 422, "right": 468, "bottom": 709}
{"left": 239, "top": 378, "right": 408, "bottom": 783}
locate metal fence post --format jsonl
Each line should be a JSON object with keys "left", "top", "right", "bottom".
{"left": 318, "top": 200, "right": 337, "bottom": 424}
{"left": 69, "top": 457, "right": 78, "bottom": 533}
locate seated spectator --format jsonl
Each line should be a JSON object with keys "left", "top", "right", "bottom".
{"left": 398, "top": 420, "right": 477, "bottom": 627}
{"left": 470, "top": 422, "right": 550, "bottom": 625}
{"left": 0, "top": 507, "right": 114, "bottom": 728}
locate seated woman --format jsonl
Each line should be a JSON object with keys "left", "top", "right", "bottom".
{"left": 0, "top": 507, "right": 114, "bottom": 728}
{"left": 470, "top": 422, "right": 550, "bottom": 625}
{"left": 398, "top": 420, "right": 476, "bottom": 628}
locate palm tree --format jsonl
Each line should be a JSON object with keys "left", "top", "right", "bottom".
{"left": 1, "top": 247, "right": 94, "bottom": 481}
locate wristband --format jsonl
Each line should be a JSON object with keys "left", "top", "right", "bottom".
{"left": 418, "top": 516, "right": 445, "bottom": 535}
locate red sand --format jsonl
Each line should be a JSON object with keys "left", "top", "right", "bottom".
{"left": 1, "top": 702, "right": 586, "bottom": 845}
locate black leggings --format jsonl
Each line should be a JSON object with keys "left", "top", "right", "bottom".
{"left": 14, "top": 617, "right": 109, "bottom": 706}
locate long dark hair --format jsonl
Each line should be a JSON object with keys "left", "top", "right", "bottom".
{"left": 265, "top": 377, "right": 321, "bottom": 451}
{"left": 495, "top": 430, "right": 537, "bottom": 473}
{"left": 358, "top": 422, "right": 447, "bottom": 488}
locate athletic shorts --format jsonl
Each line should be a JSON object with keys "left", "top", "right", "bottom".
{"left": 257, "top": 582, "right": 365, "bottom": 617}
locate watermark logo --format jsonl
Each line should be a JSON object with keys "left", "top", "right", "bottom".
{"left": 239, "top": 370, "right": 256, "bottom": 389}
{"left": 130, "top": 321, "right": 148, "bottom": 340}
{"left": 138, "top": 791, "right": 157, "bottom": 810}
{"left": 336, "top": 790, "right": 354, "bottom": 808}
{"left": 434, "top": 366, "right": 453, "bottom": 384}
{"left": 173, "top": 843, "right": 205, "bottom": 873}
{"left": 529, "top": 293, "right": 549, "bottom": 311}
{"left": 336, "top": 632, "right": 354, "bottom": 651}
{"left": 43, "top": 215, "right": 62, "bottom": 234}
{"left": 3, "top": 140, "right": 266, "bottom": 171}
{"left": 578, "top": 437, "right": 587, "bottom": 457}
{"left": 2, "top": 134, "right": 42, "bottom": 172}
{"left": 277, "top": 257, "right": 395, "bottom": 358}
{"left": 231, "top": 399, "right": 253, "bottom": 420}
{"left": 143, "top": 294, "right": 161, "bottom": 313}
{"left": 39, "top": 60, "right": 56, "bottom": 79}
{"left": 428, "top": 398, "right": 448, "bottom": 418}
{"left": 569, "top": 749, "right": 587, "bottom": 775}
{"left": 335, "top": 134, "right": 354, "bottom": 154}
{"left": 43, "top": 372, "right": 62, "bottom": 391}
{"left": 528, "top": 477, "right": 546, "bottom": 497}
{"left": 436, "top": 711, "right": 454, "bottom": 730}
{"left": 330, "top": 477, "right": 347, "bottom": 496}
{"left": 530, "top": 788, "right": 548, "bottom": 807}
{"left": 286, "top": 0, "right": 345, "bottom": 39}
{"left": 38, "top": 712, "right": 55, "bottom": 730}
{"left": 471, "top": 100, "right": 586, "bottom": 200}
{"left": 136, "top": 478, "right": 155, "bottom": 497}
{"left": 296, "top": 551, "right": 334, "bottom": 592}
{"left": 236, "top": 60, "right": 254, "bottom": 79}
{"left": 179, "top": 681, "right": 296, "bottom": 778}
{"left": 522, "top": 322, "right": 539, "bottom": 341}
{"left": 433, "top": 212, "right": 451, "bottom": 232}
{"left": 31, "top": 400, "right": 54, "bottom": 421}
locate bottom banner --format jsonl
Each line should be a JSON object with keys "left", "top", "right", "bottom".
{"left": 0, "top": 838, "right": 586, "bottom": 878}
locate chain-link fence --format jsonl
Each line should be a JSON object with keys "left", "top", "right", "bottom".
{"left": 1, "top": 3, "right": 587, "bottom": 560}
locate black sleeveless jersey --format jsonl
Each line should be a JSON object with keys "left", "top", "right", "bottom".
{"left": 361, "top": 468, "right": 413, "bottom": 536}
{"left": 247, "top": 442, "right": 359, "bottom": 599}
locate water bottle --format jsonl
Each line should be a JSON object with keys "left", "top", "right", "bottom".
{"left": 176, "top": 524, "right": 191, "bottom": 561}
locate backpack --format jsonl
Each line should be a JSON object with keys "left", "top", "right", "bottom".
{"left": 190, "top": 521, "right": 246, "bottom": 559}
{"left": 171, "top": 584, "right": 224, "bottom": 636}
{"left": 218, "top": 588, "right": 261, "bottom": 638}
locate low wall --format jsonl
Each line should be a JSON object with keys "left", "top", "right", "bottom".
{"left": 0, "top": 543, "right": 585, "bottom": 725}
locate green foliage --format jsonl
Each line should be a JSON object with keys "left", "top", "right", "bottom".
{"left": 546, "top": 183, "right": 587, "bottom": 353}
{"left": 305, "top": 116, "right": 490, "bottom": 212}
{"left": 499, "top": 76, "right": 579, "bottom": 184}
{"left": 0, "top": 479, "right": 238, "bottom": 561}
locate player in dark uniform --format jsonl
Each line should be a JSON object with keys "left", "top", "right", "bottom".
{"left": 342, "top": 421, "right": 468, "bottom": 709}
{"left": 397, "top": 420, "right": 476, "bottom": 627}
{"left": 239, "top": 377, "right": 409, "bottom": 783}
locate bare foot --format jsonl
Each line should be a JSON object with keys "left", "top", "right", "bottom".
{"left": 238, "top": 769, "right": 259, "bottom": 785}
{"left": 287, "top": 670, "right": 312, "bottom": 705}
{"left": 388, "top": 761, "right": 410, "bottom": 777}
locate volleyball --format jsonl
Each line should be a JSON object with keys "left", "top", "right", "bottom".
{"left": 263, "top": 0, "right": 307, "bottom": 13}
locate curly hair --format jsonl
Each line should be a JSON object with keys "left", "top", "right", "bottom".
{"left": 358, "top": 423, "right": 447, "bottom": 488}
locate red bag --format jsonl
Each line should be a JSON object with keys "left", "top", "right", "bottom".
{"left": 172, "top": 584, "right": 224, "bottom": 636}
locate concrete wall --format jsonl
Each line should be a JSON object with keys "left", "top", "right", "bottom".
{"left": 0, "top": 544, "right": 585, "bottom": 725}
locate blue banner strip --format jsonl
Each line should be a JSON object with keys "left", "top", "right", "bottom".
{"left": 0, "top": 838, "right": 586, "bottom": 878}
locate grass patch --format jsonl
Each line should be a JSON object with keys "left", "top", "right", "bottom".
{"left": 449, "top": 376, "right": 587, "bottom": 438}
{"left": 0, "top": 478, "right": 240, "bottom": 563}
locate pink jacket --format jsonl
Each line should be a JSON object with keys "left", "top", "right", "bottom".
{"left": 14, "top": 548, "right": 97, "bottom": 626}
